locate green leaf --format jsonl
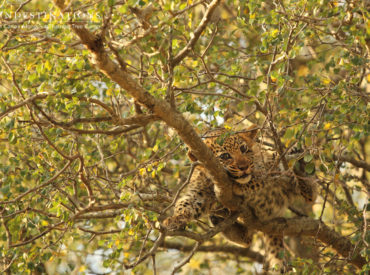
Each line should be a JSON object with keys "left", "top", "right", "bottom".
{"left": 8, "top": 132, "right": 17, "bottom": 144}
{"left": 284, "top": 128, "right": 295, "bottom": 139}
{"left": 304, "top": 154, "right": 313, "bottom": 163}
{"left": 305, "top": 163, "right": 315, "bottom": 174}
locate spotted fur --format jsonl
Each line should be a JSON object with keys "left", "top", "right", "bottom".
{"left": 163, "top": 125, "right": 317, "bottom": 271}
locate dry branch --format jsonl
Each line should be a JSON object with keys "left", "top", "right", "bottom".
{"left": 162, "top": 242, "right": 264, "bottom": 263}
{"left": 171, "top": 242, "right": 200, "bottom": 275}
{"left": 0, "top": 92, "right": 50, "bottom": 121}
{"left": 171, "top": 0, "right": 221, "bottom": 67}
{"left": 334, "top": 155, "right": 370, "bottom": 172}
{"left": 0, "top": 160, "right": 74, "bottom": 205}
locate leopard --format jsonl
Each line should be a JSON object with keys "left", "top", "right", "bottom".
{"left": 162, "top": 125, "right": 317, "bottom": 272}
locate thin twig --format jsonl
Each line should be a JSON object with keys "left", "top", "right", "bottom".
{"left": 161, "top": 162, "right": 199, "bottom": 214}
{"left": 172, "top": 0, "right": 221, "bottom": 66}
{"left": 170, "top": 1, "right": 205, "bottom": 17}
{"left": 362, "top": 203, "right": 368, "bottom": 247}
{"left": 134, "top": 228, "right": 153, "bottom": 266}
{"left": 201, "top": 22, "right": 218, "bottom": 58}
{"left": 167, "top": 26, "right": 175, "bottom": 107}
{"left": 171, "top": 242, "right": 200, "bottom": 275}
{"left": 176, "top": 89, "right": 242, "bottom": 101}
{"left": 0, "top": 92, "right": 50, "bottom": 121}
{"left": 152, "top": 255, "right": 157, "bottom": 275}
{"left": 10, "top": 222, "right": 65, "bottom": 248}
{"left": 125, "top": 232, "right": 166, "bottom": 269}
{"left": 0, "top": 160, "right": 74, "bottom": 205}
{"left": 16, "top": 0, "right": 32, "bottom": 12}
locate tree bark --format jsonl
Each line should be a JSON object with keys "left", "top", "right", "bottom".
{"left": 241, "top": 215, "right": 366, "bottom": 268}
{"left": 54, "top": 0, "right": 240, "bottom": 210}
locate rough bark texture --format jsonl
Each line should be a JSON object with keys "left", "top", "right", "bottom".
{"left": 241, "top": 216, "right": 366, "bottom": 268}
{"left": 60, "top": 11, "right": 241, "bottom": 210}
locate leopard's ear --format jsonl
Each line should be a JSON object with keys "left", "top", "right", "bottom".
{"left": 187, "top": 151, "right": 198, "bottom": 162}
{"left": 239, "top": 124, "right": 259, "bottom": 141}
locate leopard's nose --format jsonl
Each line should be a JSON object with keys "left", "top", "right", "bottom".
{"left": 237, "top": 161, "right": 251, "bottom": 170}
{"left": 238, "top": 164, "right": 250, "bottom": 170}
{"left": 235, "top": 158, "right": 249, "bottom": 169}
{"left": 239, "top": 163, "right": 254, "bottom": 172}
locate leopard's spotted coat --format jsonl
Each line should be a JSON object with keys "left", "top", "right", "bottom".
{"left": 163, "top": 125, "right": 317, "bottom": 271}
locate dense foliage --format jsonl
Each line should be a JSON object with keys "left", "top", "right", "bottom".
{"left": 0, "top": 0, "right": 369, "bottom": 274}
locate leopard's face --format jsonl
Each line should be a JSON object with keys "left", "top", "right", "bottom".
{"left": 203, "top": 128, "right": 257, "bottom": 185}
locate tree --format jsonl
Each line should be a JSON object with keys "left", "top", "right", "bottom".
{"left": 0, "top": 0, "right": 369, "bottom": 274}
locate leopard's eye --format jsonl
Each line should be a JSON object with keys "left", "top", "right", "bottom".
{"left": 219, "top": 152, "right": 232, "bottom": 160}
{"left": 240, "top": 145, "right": 249, "bottom": 153}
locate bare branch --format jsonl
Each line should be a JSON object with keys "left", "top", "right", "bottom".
{"left": 73, "top": 203, "right": 129, "bottom": 218}
{"left": 171, "top": 1, "right": 206, "bottom": 17}
{"left": 176, "top": 89, "right": 243, "bottom": 101}
{"left": 171, "top": 242, "right": 200, "bottom": 275}
{"left": 162, "top": 242, "right": 264, "bottom": 263}
{"left": 171, "top": 0, "right": 221, "bottom": 67}
{"left": 33, "top": 99, "right": 158, "bottom": 134}
{"left": 334, "top": 155, "right": 370, "bottom": 172}
{"left": 161, "top": 161, "right": 199, "bottom": 214}
{"left": 0, "top": 160, "right": 74, "bottom": 205}
{"left": 166, "top": 211, "right": 241, "bottom": 242}
{"left": 78, "top": 227, "right": 123, "bottom": 235}
{"left": 0, "top": 92, "right": 50, "bottom": 121}
{"left": 125, "top": 232, "right": 166, "bottom": 269}
{"left": 15, "top": 0, "right": 32, "bottom": 12}
{"left": 2, "top": 37, "right": 60, "bottom": 51}
{"left": 9, "top": 221, "right": 65, "bottom": 248}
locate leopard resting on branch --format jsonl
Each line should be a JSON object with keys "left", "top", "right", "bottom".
{"left": 162, "top": 125, "right": 317, "bottom": 271}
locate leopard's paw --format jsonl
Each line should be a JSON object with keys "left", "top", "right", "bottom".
{"left": 162, "top": 216, "right": 186, "bottom": 231}
{"left": 209, "top": 215, "right": 225, "bottom": 226}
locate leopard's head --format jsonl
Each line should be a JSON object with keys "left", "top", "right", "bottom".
{"left": 189, "top": 125, "right": 259, "bottom": 184}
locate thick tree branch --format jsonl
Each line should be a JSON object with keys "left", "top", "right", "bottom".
{"left": 334, "top": 155, "right": 370, "bottom": 172}
{"left": 166, "top": 211, "right": 241, "bottom": 242}
{"left": 165, "top": 209, "right": 365, "bottom": 268}
{"left": 240, "top": 215, "right": 366, "bottom": 268}
{"left": 54, "top": 1, "right": 239, "bottom": 210}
